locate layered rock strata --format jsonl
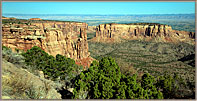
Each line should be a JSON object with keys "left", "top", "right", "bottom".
{"left": 93, "top": 23, "right": 195, "bottom": 43}
{"left": 29, "top": 18, "right": 42, "bottom": 20}
{"left": 2, "top": 21, "right": 92, "bottom": 67}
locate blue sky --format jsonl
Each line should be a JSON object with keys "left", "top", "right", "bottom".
{"left": 2, "top": 2, "right": 195, "bottom": 15}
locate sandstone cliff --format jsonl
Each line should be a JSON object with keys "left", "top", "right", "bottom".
{"left": 29, "top": 18, "right": 42, "bottom": 20}
{"left": 2, "top": 21, "right": 92, "bottom": 67}
{"left": 2, "top": 17, "right": 16, "bottom": 20}
{"left": 92, "top": 23, "right": 195, "bottom": 44}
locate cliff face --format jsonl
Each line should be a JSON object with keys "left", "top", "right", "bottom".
{"left": 29, "top": 18, "right": 42, "bottom": 20}
{"left": 2, "top": 22, "right": 92, "bottom": 67}
{"left": 93, "top": 23, "right": 195, "bottom": 43}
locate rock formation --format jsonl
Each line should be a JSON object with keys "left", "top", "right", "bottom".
{"left": 93, "top": 23, "right": 195, "bottom": 44}
{"left": 29, "top": 18, "right": 42, "bottom": 20}
{"left": 2, "top": 21, "right": 92, "bottom": 67}
{"left": 2, "top": 17, "right": 16, "bottom": 20}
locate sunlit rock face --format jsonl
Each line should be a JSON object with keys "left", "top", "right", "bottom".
{"left": 93, "top": 23, "right": 195, "bottom": 44}
{"left": 2, "top": 21, "right": 93, "bottom": 67}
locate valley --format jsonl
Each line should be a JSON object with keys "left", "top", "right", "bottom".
{"left": 2, "top": 1, "right": 196, "bottom": 99}
{"left": 1, "top": 17, "right": 196, "bottom": 99}
{"left": 87, "top": 22, "right": 195, "bottom": 83}
{"left": 88, "top": 40, "right": 195, "bottom": 81}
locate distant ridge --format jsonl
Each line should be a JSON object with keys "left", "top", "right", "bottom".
{"left": 92, "top": 23, "right": 195, "bottom": 44}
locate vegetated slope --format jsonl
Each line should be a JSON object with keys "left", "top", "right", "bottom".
{"left": 2, "top": 47, "right": 62, "bottom": 99}
{"left": 2, "top": 45, "right": 195, "bottom": 99}
{"left": 72, "top": 57, "right": 195, "bottom": 99}
{"left": 178, "top": 54, "right": 195, "bottom": 67}
{"left": 2, "top": 45, "right": 84, "bottom": 99}
{"left": 73, "top": 57, "right": 163, "bottom": 99}
{"left": 88, "top": 40, "right": 195, "bottom": 82}
{"left": 87, "top": 32, "right": 96, "bottom": 40}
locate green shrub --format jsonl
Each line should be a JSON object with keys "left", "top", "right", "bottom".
{"left": 22, "top": 46, "right": 82, "bottom": 85}
{"left": 2, "top": 46, "right": 25, "bottom": 65}
{"left": 156, "top": 73, "right": 195, "bottom": 99}
{"left": 73, "top": 57, "right": 163, "bottom": 99}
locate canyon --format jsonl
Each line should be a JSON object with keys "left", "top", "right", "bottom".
{"left": 2, "top": 19, "right": 195, "bottom": 67}
{"left": 2, "top": 18, "right": 195, "bottom": 99}
{"left": 92, "top": 23, "right": 195, "bottom": 44}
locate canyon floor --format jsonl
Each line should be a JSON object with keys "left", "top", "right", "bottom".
{"left": 87, "top": 32, "right": 195, "bottom": 82}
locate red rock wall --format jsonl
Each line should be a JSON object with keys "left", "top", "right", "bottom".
{"left": 94, "top": 23, "right": 195, "bottom": 43}
{"left": 2, "top": 22, "right": 92, "bottom": 67}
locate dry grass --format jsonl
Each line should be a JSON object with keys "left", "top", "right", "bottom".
{"left": 2, "top": 59, "right": 62, "bottom": 99}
